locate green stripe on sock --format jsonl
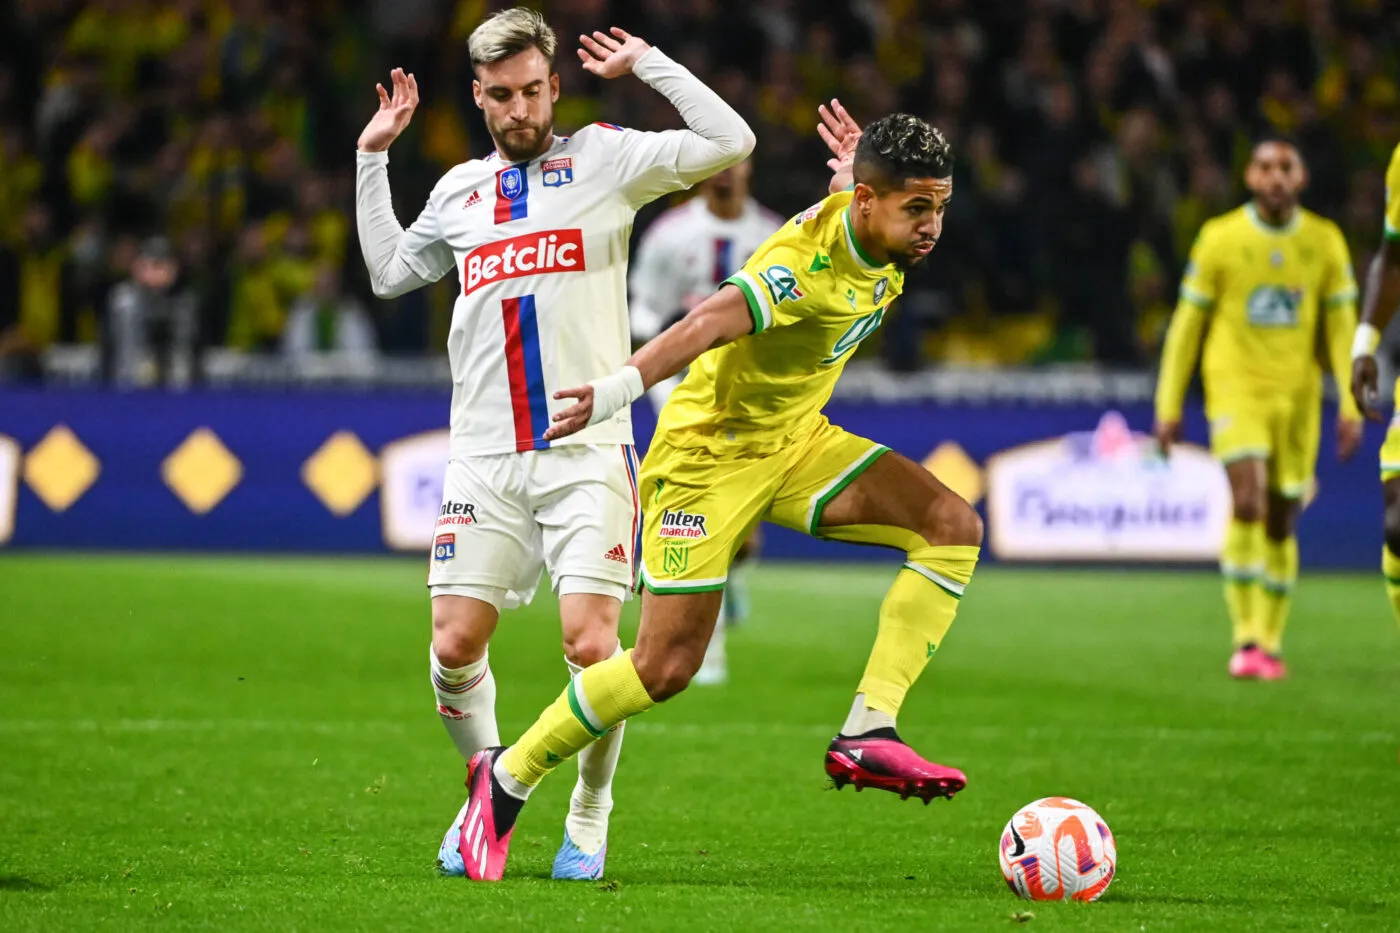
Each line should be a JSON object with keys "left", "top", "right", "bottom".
{"left": 566, "top": 681, "right": 606, "bottom": 739}
{"left": 1385, "top": 575, "right": 1400, "bottom": 587}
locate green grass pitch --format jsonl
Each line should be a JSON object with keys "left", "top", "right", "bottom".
{"left": 1, "top": 554, "right": 1398, "bottom": 931}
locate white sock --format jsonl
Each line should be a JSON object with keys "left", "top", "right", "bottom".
{"left": 430, "top": 646, "right": 499, "bottom": 761}
{"left": 841, "top": 692, "right": 896, "bottom": 737}
{"left": 565, "top": 644, "right": 624, "bottom": 854}
{"left": 699, "top": 613, "right": 726, "bottom": 674}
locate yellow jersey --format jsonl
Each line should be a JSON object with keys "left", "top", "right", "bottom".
{"left": 654, "top": 191, "right": 903, "bottom": 453}
{"left": 1385, "top": 142, "right": 1400, "bottom": 241}
{"left": 1158, "top": 202, "right": 1357, "bottom": 416}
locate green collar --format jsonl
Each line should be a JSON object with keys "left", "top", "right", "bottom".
{"left": 841, "top": 207, "right": 882, "bottom": 270}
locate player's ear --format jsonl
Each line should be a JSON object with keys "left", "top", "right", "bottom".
{"left": 549, "top": 72, "right": 560, "bottom": 102}
{"left": 472, "top": 79, "right": 483, "bottom": 110}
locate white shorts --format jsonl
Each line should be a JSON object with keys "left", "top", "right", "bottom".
{"left": 426, "top": 445, "right": 641, "bottom": 610}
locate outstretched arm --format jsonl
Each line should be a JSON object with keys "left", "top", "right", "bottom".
{"left": 584, "top": 28, "right": 755, "bottom": 206}
{"left": 544, "top": 284, "right": 755, "bottom": 440}
{"left": 354, "top": 68, "right": 454, "bottom": 298}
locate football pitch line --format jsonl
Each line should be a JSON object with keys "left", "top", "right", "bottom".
{"left": 0, "top": 717, "right": 1393, "bottom": 745}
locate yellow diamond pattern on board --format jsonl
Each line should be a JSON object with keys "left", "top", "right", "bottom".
{"left": 23, "top": 424, "right": 101, "bottom": 512}
{"left": 302, "top": 431, "right": 378, "bottom": 517}
{"left": 922, "top": 441, "right": 984, "bottom": 507}
{"left": 162, "top": 428, "right": 242, "bottom": 515}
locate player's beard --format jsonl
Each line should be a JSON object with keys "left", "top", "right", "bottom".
{"left": 490, "top": 114, "right": 554, "bottom": 163}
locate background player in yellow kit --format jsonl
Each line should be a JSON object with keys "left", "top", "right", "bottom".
{"left": 447, "top": 109, "right": 985, "bottom": 880}
{"left": 1155, "top": 136, "right": 1362, "bottom": 681}
{"left": 1350, "top": 141, "right": 1400, "bottom": 628}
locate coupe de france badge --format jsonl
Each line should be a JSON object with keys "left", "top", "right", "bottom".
{"left": 542, "top": 157, "right": 574, "bottom": 188}
{"left": 500, "top": 167, "right": 524, "bottom": 199}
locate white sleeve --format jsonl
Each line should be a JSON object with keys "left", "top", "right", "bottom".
{"left": 628, "top": 220, "right": 682, "bottom": 341}
{"left": 609, "top": 47, "right": 756, "bottom": 209}
{"left": 355, "top": 150, "right": 456, "bottom": 299}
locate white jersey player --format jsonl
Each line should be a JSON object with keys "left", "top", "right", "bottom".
{"left": 629, "top": 160, "right": 782, "bottom": 683}
{"left": 353, "top": 8, "right": 753, "bottom": 881}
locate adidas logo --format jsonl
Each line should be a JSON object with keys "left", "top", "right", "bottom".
{"left": 463, "top": 190, "right": 482, "bottom": 208}
{"left": 604, "top": 543, "right": 628, "bottom": 564}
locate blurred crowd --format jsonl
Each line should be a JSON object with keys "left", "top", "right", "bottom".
{"left": 0, "top": 0, "right": 1397, "bottom": 385}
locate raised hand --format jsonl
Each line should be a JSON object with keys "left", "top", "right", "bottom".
{"left": 578, "top": 27, "right": 651, "bottom": 79}
{"left": 818, "top": 99, "right": 862, "bottom": 193}
{"left": 1337, "top": 417, "right": 1363, "bottom": 462}
{"left": 357, "top": 68, "right": 419, "bottom": 153}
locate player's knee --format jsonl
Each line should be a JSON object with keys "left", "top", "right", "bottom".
{"left": 562, "top": 627, "right": 618, "bottom": 668}
{"left": 431, "top": 603, "right": 491, "bottom": 669}
{"left": 1231, "top": 493, "right": 1265, "bottom": 523}
{"left": 919, "top": 495, "right": 983, "bottom": 548}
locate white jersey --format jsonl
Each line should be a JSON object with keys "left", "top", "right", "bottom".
{"left": 356, "top": 47, "right": 754, "bottom": 458}
{"left": 628, "top": 196, "right": 785, "bottom": 340}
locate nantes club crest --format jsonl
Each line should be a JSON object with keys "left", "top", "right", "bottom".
{"left": 663, "top": 543, "right": 690, "bottom": 575}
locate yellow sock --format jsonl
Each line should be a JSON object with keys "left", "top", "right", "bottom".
{"left": 500, "top": 650, "right": 654, "bottom": 789}
{"left": 857, "top": 544, "right": 979, "bottom": 717}
{"left": 1383, "top": 547, "right": 1400, "bottom": 629}
{"left": 1220, "top": 519, "right": 1264, "bottom": 647}
{"left": 1258, "top": 536, "right": 1297, "bottom": 655}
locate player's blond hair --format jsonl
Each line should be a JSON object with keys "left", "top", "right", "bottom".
{"left": 468, "top": 7, "right": 557, "bottom": 69}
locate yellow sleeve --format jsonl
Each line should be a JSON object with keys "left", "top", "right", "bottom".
{"left": 1385, "top": 143, "right": 1400, "bottom": 242}
{"left": 1321, "top": 224, "right": 1362, "bottom": 420}
{"left": 723, "top": 242, "right": 822, "bottom": 333}
{"left": 1177, "top": 222, "right": 1222, "bottom": 310}
{"left": 1154, "top": 299, "right": 1208, "bottom": 423}
{"left": 1154, "top": 226, "right": 1220, "bottom": 422}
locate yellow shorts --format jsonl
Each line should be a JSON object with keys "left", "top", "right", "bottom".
{"left": 1381, "top": 379, "right": 1400, "bottom": 482}
{"left": 1206, "top": 389, "right": 1320, "bottom": 498}
{"left": 637, "top": 417, "right": 887, "bottom": 592}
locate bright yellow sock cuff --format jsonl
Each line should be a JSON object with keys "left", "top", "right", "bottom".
{"left": 1261, "top": 537, "right": 1297, "bottom": 596}
{"left": 903, "top": 544, "right": 980, "bottom": 596}
{"left": 502, "top": 650, "right": 654, "bottom": 789}
{"left": 1220, "top": 519, "right": 1264, "bottom": 582}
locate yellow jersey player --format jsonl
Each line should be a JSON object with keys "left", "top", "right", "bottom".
{"left": 444, "top": 108, "right": 984, "bottom": 880}
{"left": 1155, "top": 135, "right": 1362, "bottom": 682}
{"left": 1349, "top": 141, "right": 1400, "bottom": 629}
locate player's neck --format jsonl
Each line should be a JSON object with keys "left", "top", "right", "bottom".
{"left": 847, "top": 208, "right": 890, "bottom": 267}
{"left": 705, "top": 193, "right": 744, "bottom": 221}
{"left": 1249, "top": 200, "right": 1297, "bottom": 230}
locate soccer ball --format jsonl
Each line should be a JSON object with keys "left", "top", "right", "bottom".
{"left": 998, "top": 797, "right": 1116, "bottom": 902}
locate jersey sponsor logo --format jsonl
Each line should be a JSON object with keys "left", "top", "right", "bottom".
{"left": 1245, "top": 285, "right": 1302, "bottom": 328}
{"left": 542, "top": 157, "right": 574, "bottom": 187}
{"left": 794, "top": 203, "right": 821, "bottom": 225}
{"left": 462, "top": 190, "right": 482, "bottom": 209}
{"left": 874, "top": 277, "right": 889, "bottom": 305}
{"left": 604, "top": 543, "right": 628, "bottom": 563}
{"left": 463, "top": 229, "right": 586, "bottom": 294}
{"left": 758, "top": 264, "right": 803, "bottom": 305}
{"left": 658, "top": 507, "right": 708, "bottom": 538}
{"left": 434, "top": 533, "right": 456, "bottom": 562}
{"left": 438, "top": 501, "right": 478, "bottom": 526}
{"left": 823, "top": 307, "right": 886, "bottom": 365}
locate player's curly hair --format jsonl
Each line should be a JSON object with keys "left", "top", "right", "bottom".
{"left": 853, "top": 114, "right": 953, "bottom": 190}
{"left": 469, "top": 7, "right": 557, "bottom": 70}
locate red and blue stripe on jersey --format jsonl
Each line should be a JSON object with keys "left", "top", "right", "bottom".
{"left": 712, "top": 237, "right": 734, "bottom": 285}
{"left": 501, "top": 295, "right": 551, "bottom": 451}
{"left": 494, "top": 163, "right": 531, "bottom": 225}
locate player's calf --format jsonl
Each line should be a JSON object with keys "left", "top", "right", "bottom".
{"left": 430, "top": 593, "right": 503, "bottom": 761}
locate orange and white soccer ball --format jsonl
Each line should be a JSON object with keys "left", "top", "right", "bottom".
{"left": 998, "top": 797, "right": 1116, "bottom": 902}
